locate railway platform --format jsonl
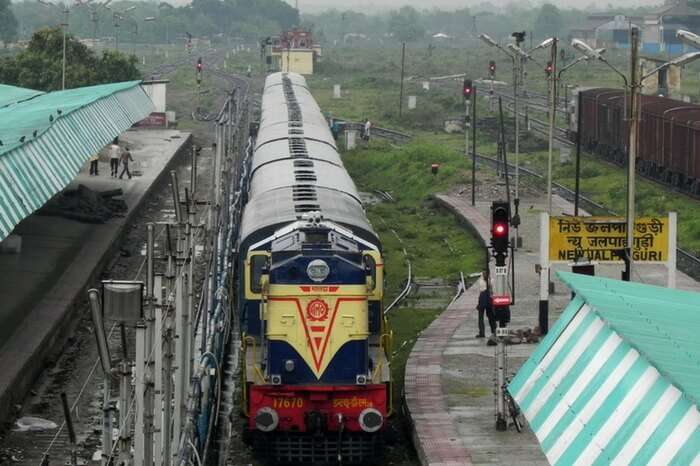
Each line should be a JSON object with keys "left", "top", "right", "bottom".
{"left": 0, "top": 129, "right": 191, "bottom": 423}
{"left": 404, "top": 190, "right": 700, "bottom": 466}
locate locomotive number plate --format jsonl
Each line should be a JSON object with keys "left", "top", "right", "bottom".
{"left": 271, "top": 397, "right": 304, "bottom": 409}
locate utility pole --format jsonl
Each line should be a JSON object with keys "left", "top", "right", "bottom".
{"left": 62, "top": 6, "right": 68, "bottom": 90}
{"left": 626, "top": 27, "right": 640, "bottom": 281}
{"left": 471, "top": 85, "right": 477, "bottom": 206}
{"left": 114, "top": 13, "right": 120, "bottom": 52}
{"left": 399, "top": 42, "right": 406, "bottom": 118}
{"left": 546, "top": 38, "right": 558, "bottom": 214}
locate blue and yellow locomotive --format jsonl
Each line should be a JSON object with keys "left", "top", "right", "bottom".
{"left": 238, "top": 72, "right": 392, "bottom": 464}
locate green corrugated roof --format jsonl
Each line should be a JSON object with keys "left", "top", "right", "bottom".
{"left": 0, "top": 81, "right": 142, "bottom": 156}
{"left": 558, "top": 272, "right": 700, "bottom": 404}
{"left": 509, "top": 273, "right": 700, "bottom": 465}
{"left": 0, "top": 81, "right": 154, "bottom": 241}
{"left": 0, "top": 84, "right": 44, "bottom": 109}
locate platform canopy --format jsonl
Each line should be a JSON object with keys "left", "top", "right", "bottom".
{"left": 0, "top": 81, "right": 154, "bottom": 241}
{"left": 509, "top": 272, "right": 699, "bottom": 466}
{"left": 0, "top": 84, "right": 44, "bottom": 108}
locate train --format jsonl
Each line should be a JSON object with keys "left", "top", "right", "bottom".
{"left": 571, "top": 88, "right": 700, "bottom": 196}
{"left": 237, "top": 72, "right": 392, "bottom": 464}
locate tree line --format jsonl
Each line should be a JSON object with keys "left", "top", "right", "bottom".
{"left": 0, "top": 27, "right": 141, "bottom": 91}
{"left": 302, "top": 3, "right": 662, "bottom": 44}
{"left": 1, "top": 0, "right": 299, "bottom": 45}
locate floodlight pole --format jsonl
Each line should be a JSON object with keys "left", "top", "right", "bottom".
{"left": 62, "top": 6, "right": 68, "bottom": 90}
{"left": 546, "top": 38, "right": 558, "bottom": 214}
{"left": 512, "top": 55, "right": 521, "bottom": 248}
{"left": 626, "top": 28, "right": 640, "bottom": 280}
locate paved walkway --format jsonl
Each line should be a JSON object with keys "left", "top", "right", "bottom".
{"left": 0, "top": 129, "right": 191, "bottom": 421}
{"left": 405, "top": 191, "right": 700, "bottom": 466}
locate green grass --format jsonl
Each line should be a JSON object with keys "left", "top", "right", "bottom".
{"left": 340, "top": 139, "right": 484, "bottom": 415}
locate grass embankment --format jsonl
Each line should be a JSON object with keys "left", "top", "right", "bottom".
{"left": 341, "top": 139, "right": 484, "bottom": 413}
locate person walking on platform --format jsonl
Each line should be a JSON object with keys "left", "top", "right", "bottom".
{"left": 476, "top": 269, "right": 496, "bottom": 338}
{"left": 109, "top": 141, "right": 121, "bottom": 177}
{"left": 119, "top": 147, "right": 134, "bottom": 180}
{"left": 89, "top": 153, "right": 99, "bottom": 176}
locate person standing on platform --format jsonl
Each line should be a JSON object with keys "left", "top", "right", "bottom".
{"left": 119, "top": 146, "right": 134, "bottom": 180}
{"left": 89, "top": 153, "right": 99, "bottom": 176}
{"left": 363, "top": 119, "right": 372, "bottom": 143}
{"left": 476, "top": 269, "right": 496, "bottom": 338}
{"left": 109, "top": 141, "right": 121, "bottom": 177}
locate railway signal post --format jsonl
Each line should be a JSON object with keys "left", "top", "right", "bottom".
{"left": 489, "top": 201, "right": 515, "bottom": 431}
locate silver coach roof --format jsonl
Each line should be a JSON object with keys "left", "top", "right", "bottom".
{"left": 254, "top": 122, "right": 336, "bottom": 150}
{"left": 251, "top": 139, "right": 343, "bottom": 173}
{"left": 248, "top": 159, "right": 361, "bottom": 203}
{"left": 239, "top": 72, "right": 378, "bottom": 250}
{"left": 263, "top": 72, "right": 309, "bottom": 90}
{"left": 239, "top": 187, "right": 376, "bottom": 249}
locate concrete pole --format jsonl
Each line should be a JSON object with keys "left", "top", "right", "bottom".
{"left": 546, "top": 39, "right": 558, "bottom": 215}
{"left": 465, "top": 98, "right": 470, "bottom": 161}
{"left": 118, "top": 360, "right": 131, "bottom": 466}
{"left": 62, "top": 7, "right": 68, "bottom": 90}
{"left": 539, "top": 213, "right": 550, "bottom": 335}
{"left": 214, "top": 126, "right": 224, "bottom": 208}
{"left": 626, "top": 27, "right": 640, "bottom": 281}
{"left": 153, "top": 274, "right": 164, "bottom": 466}
{"left": 513, "top": 55, "right": 521, "bottom": 246}
{"left": 399, "top": 42, "right": 406, "bottom": 117}
{"left": 495, "top": 339, "right": 507, "bottom": 431}
{"left": 102, "top": 376, "right": 112, "bottom": 466}
{"left": 172, "top": 272, "right": 185, "bottom": 461}
{"left": 135, "top": 322, "right": 146, "bottom": 466}
{"left": 144, "top": 224, "right": 155, "bottom": 466}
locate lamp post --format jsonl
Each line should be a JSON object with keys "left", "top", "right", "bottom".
{"left": 38, "top": 0, "right": 77, "bottom": 90}
{"left": 480, "top": 33, "right": 523, "bottom": 245}
{"left": 108, "top": 5, "right": 135, "bottom": 52}
{"left": 86, "top": 0, "right": 111, "bottom": 53}
{"left": 571, "top": 30, "right": 700, "bottom": 280}
{"left": 481, "top": 34, "right": 556, "bottom": 244}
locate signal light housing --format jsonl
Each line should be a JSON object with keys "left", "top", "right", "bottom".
{"left": 462, "top": 79, "right": 473, "bottom": 100}
{"left": 545, "top": 61, "right": 553, "bottom": 77}
{"left": 491, "top": 201, "right": 510, "bottom": 262}
{"left": 489, "top": 60, "right": 496, "bottom": 76}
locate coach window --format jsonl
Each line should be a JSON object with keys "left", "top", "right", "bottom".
{"left": 250, "top": 255, "right": 268, "bottom": 294}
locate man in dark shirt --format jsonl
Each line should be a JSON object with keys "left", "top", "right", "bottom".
{"left": 119, "top": 147, "right": 134, "bottom": 180}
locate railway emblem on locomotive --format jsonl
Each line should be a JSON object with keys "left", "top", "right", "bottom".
{"left": 306, "top": 299, "right": 329, "bottom": 321}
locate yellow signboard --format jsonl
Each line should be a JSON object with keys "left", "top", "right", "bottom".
{"left": 549, "top": 216, "right": 669, "bottom": 263}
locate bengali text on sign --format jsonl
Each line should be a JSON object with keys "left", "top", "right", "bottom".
{"left": 549, "top": 216, "right": 668, "bottom": 263}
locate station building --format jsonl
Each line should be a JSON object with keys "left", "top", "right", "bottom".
{"left": 263, "top": 28, "right": 321, "bottom": 75}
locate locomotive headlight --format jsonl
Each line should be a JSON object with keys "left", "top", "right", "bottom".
{"left": 307, "top": 259, "right": 330, "bottom": 282}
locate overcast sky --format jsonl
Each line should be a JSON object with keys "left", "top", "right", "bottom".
{"left": 294, "top": 0, "right": 663, "bottom": 13}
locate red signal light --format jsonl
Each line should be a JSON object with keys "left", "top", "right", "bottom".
{"left": 462, "top": 79, "right": 473, "bottom": 100}
{"left": 494, "top": 223, "right": 507, "bottom": 236}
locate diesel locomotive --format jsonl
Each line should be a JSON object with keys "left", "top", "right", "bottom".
{"left": 237, "top": 72, "right": 392, "bottom": 464}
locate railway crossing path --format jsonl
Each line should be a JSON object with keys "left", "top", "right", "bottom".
{"left": 0, "top": 129, "right": 191, "bottom": 424}
{"left": 405, "top": 189, "right": 700, "bottom": 466}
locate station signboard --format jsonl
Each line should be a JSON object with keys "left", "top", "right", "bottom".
{"left": 548, "top": 216, "right": 669, "bottom": 263}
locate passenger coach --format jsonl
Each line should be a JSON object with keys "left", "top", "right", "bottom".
{"left": 237, "top": 72, "right": 392, "bottom": 464}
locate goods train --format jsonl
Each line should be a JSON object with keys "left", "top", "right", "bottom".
{"left": 237, "top": 72, "right": 392, "bottom": 464}
{"left": 571, "top": 88, "right": 700, "bottom": 195}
